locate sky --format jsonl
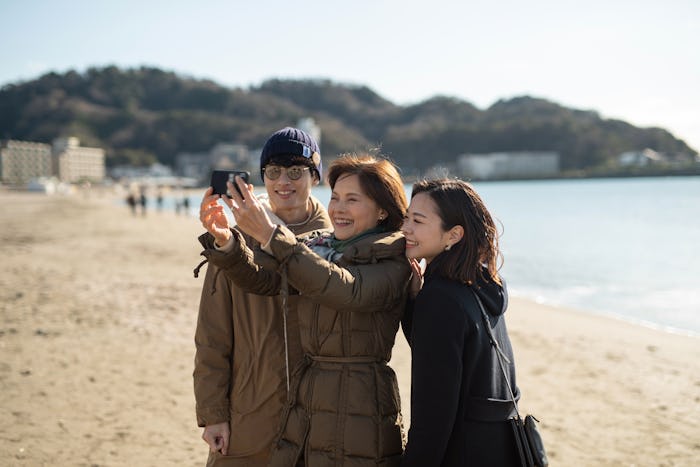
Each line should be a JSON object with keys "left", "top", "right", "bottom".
{"left": 1, "top": 0, "right": 699, "bottom": 151}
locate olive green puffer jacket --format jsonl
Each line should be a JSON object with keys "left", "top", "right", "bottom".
{"left": 202, "top": 225, "right": 411, "bottom": 466}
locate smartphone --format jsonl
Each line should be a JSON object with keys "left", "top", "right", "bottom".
{"left": 210, "top": 170, "right": 250, "bottom": 198}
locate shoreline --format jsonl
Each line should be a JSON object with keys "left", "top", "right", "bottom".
{"left": 1, "top": 190, "right": 698, "bottom": 466}
{"left": 508, "top": 293, "right": 700, "bottom": 339}
{"left": 401, "top": 171, "right": 700, "bottom": 184}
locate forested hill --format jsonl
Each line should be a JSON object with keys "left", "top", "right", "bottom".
{"left": 0, "top": 65, "right": 695, "bottom": 171}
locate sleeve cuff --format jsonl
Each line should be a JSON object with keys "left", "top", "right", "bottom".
{"left": 215, "top": 235, "right": 236, "bottom": 251}
{"left": 261, "top": 228, "right": 277, "bottom": 255}
{"left": 196, "top": 405, "right": 231, "bottom": 427}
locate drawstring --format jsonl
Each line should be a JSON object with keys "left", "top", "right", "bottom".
{"left": 277, "top": 250, "right": 298, "bottom": 395}
{"left": 193, "top": 258, "right": 208, "bottom": 278}
{"left": 192, "top": 257, "right": 220, "bottom": 295}
{"left": 280, "top": 263, "right": 290, "bottom": 394}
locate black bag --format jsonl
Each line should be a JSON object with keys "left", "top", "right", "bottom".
{"left": 510, "top": 414, "right": 548, "bottom": 467}
{"left": 473, "top": 292, "right": 549, "bottom": 467}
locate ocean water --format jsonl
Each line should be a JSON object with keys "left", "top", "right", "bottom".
{"left": 183, "top": 176, "right": 700, "bottom": 335}
{"left": 473, "top": 176, "right": 700, "bottom": 336}
{"left": 311, "top": 176, "right": 700, "bottom": 336}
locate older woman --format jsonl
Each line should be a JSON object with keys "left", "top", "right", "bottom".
{"left": 199, "top": 154, "right": 411, "bottom": 466}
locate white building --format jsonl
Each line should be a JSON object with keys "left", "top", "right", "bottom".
{"left": 0, "top": 140, "right": 52, "bottom": 185}
{"left": 52, "top": 137, "right": 106, "bottom": 183}
{"left": 458, "top": 151, "right": 560, "bottom": 180}
{"left": 617, "top": 148, "right": 665, "bottom": 167}
{"left": 297, "top": 117, "right": 322, "bottom": 150}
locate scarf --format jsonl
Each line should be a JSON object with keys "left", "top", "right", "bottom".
{"left": 305, "top": 226, "right": 385, "bottom": 263}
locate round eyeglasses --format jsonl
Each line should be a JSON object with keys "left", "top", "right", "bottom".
{"left": 263, "top": 166, "right": 311, "bottom": 181}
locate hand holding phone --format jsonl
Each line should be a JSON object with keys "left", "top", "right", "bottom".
{"left": 210, "top": 170, "right": 250, "bottom": 198}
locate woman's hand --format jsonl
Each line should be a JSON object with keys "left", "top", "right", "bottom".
{"left": 408, "top": 258, "right": 425, "bottom": 299}
{"left": 219, "top": 176, "right": 277, "bottom": 245}
{"left": 199, "top": 187, "right": 233, "bottom": 246}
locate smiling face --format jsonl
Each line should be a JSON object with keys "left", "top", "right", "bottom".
{"left": 263, "top": 163, "right": 317, "bottom": 224}
{"left": 328, "top": 173, "right": 387, "bottom": 240}
{"left": 402, "top": 192, "right": 457, "bottom": 264}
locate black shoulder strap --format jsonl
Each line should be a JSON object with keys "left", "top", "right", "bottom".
{"left": 472, "top": 290, "right": 522, "bottom": 420}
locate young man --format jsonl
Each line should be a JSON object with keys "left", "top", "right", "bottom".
{"left": 193, "top": 127, "right": 332, "bottom": 466}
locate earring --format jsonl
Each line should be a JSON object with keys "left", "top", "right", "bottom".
{"left": 378, "top": 215, "right": 385, "bottom": 221}
{"left": 445, "top": 244, "right": 452, "bottom": 251}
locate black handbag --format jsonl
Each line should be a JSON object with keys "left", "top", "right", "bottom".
{"left": 473, "top": 292, "right": 549, "bottom": 467}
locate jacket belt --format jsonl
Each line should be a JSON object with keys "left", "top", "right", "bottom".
{"left": 464, "top": 394, "right": 519, "bottom": 422}
{"left": 308, "top": 354, "right": 385, "bottom": 364}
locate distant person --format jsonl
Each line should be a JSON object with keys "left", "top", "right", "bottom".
{"left": 126, "top": 192, "right": 137, "bottom": 216}
{"left": 400, "top": 178, "right": 522, "bottom": 466}
{"left": 156, "top": 188, "right": 164, "bottom": 212}
{"left": 175, "top": 187, "right": 184, "bottom": 215}
{"left": 199, "top": 154, "right": 411, "bottom": 466}
{"left": 182, "top": 195, "right": 190, "bottom": 215}
{"left": 139, "top": 188, "right": 147, "bottom": 216}
{"left": 193, "top": 127, "right": 332, "bottom": 466}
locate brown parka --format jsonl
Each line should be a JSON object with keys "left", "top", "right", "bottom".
{"left": 193, "top": 196, "right": 331, "bottom": 466}
{"left": 201, "top": 225, "right": 411, "bottom": 467}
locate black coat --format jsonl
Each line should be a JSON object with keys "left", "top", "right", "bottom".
{"left": 401, "top": 272, "right": 521, "bottom": 467}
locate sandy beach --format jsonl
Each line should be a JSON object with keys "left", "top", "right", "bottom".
{"left": 1, "top": 189, "right": 698, "bottom": 466}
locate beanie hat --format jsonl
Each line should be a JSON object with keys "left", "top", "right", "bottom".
{"left": 259, "top": 127, "right": 322, "bottom": 181}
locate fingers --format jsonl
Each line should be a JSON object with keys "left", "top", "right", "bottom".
{"left": 225, "top": 179, "right": 245, "bottom": 206}
{"left": 407, "top": 258, "right": 425, "bottom": 299}
{"left": 227, "top": 178, "right": 261, "bottom": 219}
{"left": 200, "top": 206, "right": 231, "bottom": 242}
{"left": 408, "top": 258, "right": 422, "bottom": 276}
{"left": 201, "top": 425, "right": 229, "bottom": 455}
{"left": 213, "top": 437, "right": 224, "bottom": 453}
{"left": 220, "top": 194, "right": 235, "bottom": 210}
{"left": 201, "top": 186, "right": 217, "bottom": 203}
{"left": 200, "top": 203, "right": 225, "bottom": 225}
{"left": 200, "top": 187, "right": 220, "bottom": 211}
{"left": 236, "top": 176, "right": 255, "bottom": 201}
{"left": 201, "top": 430, "right": 218, "bottom": 451}
{"left": 221, "top": 429, "right": 229, "bottom": 456}
{"left": 228, "top": 176, "right": 259, "bottom": 207}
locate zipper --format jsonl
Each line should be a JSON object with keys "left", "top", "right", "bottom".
{"left": 311, "top": 303, "right": 320, "bottom": 353}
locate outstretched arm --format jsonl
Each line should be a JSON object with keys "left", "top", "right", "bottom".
{"left": 266, "top": 226, "right": 411, "bottom": 312}
{"left": 198, "top": 182, "right": 284, "bottom": 296}
{"left": 198, "top": 230, "right": 283, "bottom": 296}
{"left": 208, "top": 178, "right": 410, "bottom": 308}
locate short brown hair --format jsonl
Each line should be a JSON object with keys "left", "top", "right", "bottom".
{"left": 412, "top": 178, "right": 502, "bottom": 285}
{"left": 327, "top": 154, "right": 407, "bottom": 231}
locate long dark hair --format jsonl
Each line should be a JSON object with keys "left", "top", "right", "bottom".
{"left": 412, "top": 178, "right": 502, "bottom": 285}
{"left": 327, "top": 154, "right": 407, "bottom": 231}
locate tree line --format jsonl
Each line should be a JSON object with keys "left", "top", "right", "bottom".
{"left": 0, "top": 66, "right": 695, "bottom": 173}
